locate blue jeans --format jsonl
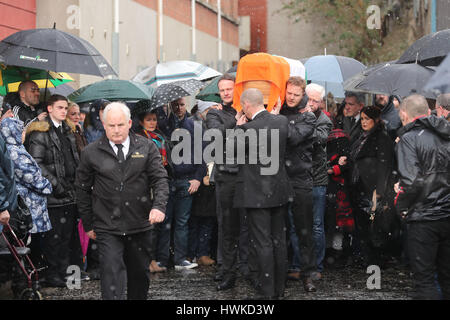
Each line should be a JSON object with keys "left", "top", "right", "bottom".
{"left": 313, "top": 186, "right": 327, "bottom": 272}
{"left": 157, "top": 179, "right": 193, "bottom": 266}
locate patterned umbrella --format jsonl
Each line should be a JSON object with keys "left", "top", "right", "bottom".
{"left": 150, "top": 79, "right": 205, "bottom": 108}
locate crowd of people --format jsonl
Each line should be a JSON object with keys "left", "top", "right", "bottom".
{"left": 0, "top": 73, "right": 449, "bottom": 300}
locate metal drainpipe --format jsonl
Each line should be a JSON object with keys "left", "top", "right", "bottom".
{"left": 431, "top": 0, "right": 436, "bottom": 33}
{"left": 112, "top": 0, "right": 120, "bottom": 76}
{"left": 158, "top": 0, "right": 164, "bottom": 62}
{"left": 217, "top": 0, "right": 222, "bottom": 72}
{"left": 191, "top": 0, "right": 196, "bottom": 61}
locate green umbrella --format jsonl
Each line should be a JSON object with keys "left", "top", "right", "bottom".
{"left": 196, "top": 72, "right": 236, "bottom": 102}
{"left": 0, "top": 64, "right": 73, "bottom": 96}
{"left": 68, "top": 79, "right": 155, "bottom": 103}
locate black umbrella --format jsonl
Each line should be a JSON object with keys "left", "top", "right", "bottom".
{"left": 351, "top": 63, "right": 435, "bottom": 98}
{"left": 343, "top": 60, "right": 397, "bottom": 93}
{"left": 150, "top": 79, "right": 204, "bottom": 109}
{"left": 397, "top": 28, "right": 450, "bottom": 66}
{"left": 0, "top": 26, "right": 116, "bottom": 77}
{"left": 423, "top": 54, "right": 450, "bottom": 95}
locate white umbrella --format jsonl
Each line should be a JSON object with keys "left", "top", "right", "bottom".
{"left": 274, "top": 55, "right": 306, "bottom": 79}
{"left": 132, "top": 60, "right": 222, "bottom": 88}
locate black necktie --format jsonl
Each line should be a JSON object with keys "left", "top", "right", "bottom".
{"left": 116, "top": 144, "right": 125, "bottom": 163}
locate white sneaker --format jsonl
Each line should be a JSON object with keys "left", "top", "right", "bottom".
{"left": 175, "top": 260, "right": 198, "bottom": 270}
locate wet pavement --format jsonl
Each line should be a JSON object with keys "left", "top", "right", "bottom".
{"left": 36, "top": 263, "right": 413, "bottom": 300}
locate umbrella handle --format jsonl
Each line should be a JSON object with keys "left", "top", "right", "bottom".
{"left": 44, "top": 70, "right": 49, "bottom": 102}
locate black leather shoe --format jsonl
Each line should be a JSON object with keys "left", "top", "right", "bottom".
{"left": 214, "top": 271, "right": 224, "bottom": 282}
{"left": 216, "top": 278, "right": 236, "bottom": 291}
{"left": 302, "top": 277, "right": 317, "bottom": 293}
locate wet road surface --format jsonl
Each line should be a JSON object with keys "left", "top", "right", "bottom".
{"left": 38, "top": 263, "right": 413, "bottom": 300}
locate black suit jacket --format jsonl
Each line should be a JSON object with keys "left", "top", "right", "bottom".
{"left": 233, "top": 110, "right": 293, "bottom": 209}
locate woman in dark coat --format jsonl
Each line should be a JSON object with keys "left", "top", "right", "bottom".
{"left": 344, "top": 106, "right": 398, "bottom": 266}
{"left": 136, "top": 109, "right": 172, "bottom": 273}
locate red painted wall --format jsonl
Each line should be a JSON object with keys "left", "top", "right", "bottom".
{"left": 0, "top": 0, "right": 36, "bottom": 40}
{"left": 238, "top": 0, "right": 267, "bottom": 53}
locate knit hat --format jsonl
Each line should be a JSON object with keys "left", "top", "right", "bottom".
{"left": 197, "top": 100, "right": 219, "bottom": 113}
{"left": 360, "top": 105, "right": 381, "bottom": 120}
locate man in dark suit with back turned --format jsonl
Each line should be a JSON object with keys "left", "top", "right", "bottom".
{"left": 234, "top": 88, "right": 293, "bottom": 299}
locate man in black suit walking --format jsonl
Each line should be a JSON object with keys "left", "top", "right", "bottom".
{"left": 234, "top": 88, "right": 293, "bottom": 299}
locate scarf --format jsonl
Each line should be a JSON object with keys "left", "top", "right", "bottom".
{"left": 143, "top": 129, "right": 168, "bottom": 167}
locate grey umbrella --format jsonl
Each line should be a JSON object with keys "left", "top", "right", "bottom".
{"left": 397, "top": 28, "right": 450, "bottom": 66}
{"left": 150, "top": 79, "right": 205, "bottom": 109}
{"left": 0, "top": 26, "right": 116, "bottom": 77}
{"left": 350, "top": 63, "right": 435, "bottom": 99}
{"left": 423, "top": 54, "right": 450, "bottom": 95}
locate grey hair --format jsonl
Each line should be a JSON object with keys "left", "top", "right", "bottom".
{"left": 305, "top": 83, "right": 326, "bottom": 100}
{"left": 102, "top": 102, "right": 131, "bottom": 122}
{"left": 400, "top": 94, "right": 429, "bottom": 118}
{"left": 436, "top": 93, "right": 450, "bottom": 111}
{"left": 345, "top": 91, "right": 365, "bottom": 104}
{"left": 240, "top": 88, "right": 264, "bottom": 107}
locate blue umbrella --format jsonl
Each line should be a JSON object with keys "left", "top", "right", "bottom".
{"left": 303, "top": 55, "right": 366, "bottom": 98}
{"left": 423, "top": 54, "right": 450, "bottom": 95}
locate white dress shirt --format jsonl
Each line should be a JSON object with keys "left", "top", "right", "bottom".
{"left": 109, "top": 136, "right": 130, "bottom": 159}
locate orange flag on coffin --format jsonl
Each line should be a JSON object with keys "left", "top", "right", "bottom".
{"left": 233, "top": 53, "right": 290, "bottom": 112}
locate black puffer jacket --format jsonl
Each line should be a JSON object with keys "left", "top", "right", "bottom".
{"left": 75, "top": 133, "right": 169, "bottom": 235}
{"left": 281, "top": 104, "right": 316, "bottom": 188}
{"left": 395, "top": 116, "right": 450, "bottom": 222}
{"left": 312, "top": 110, "right": 333, "bottom": 187}
{"left": 25, "top": 119, "right": 79, "bottom": 207}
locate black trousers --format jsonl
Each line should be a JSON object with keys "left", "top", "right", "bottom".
{"left": 216, "top": 173, "right": 248, "bottom": 280}
{"left": 247, "top": 205, "right": 288, "bottom": 298}
{"left": 96, "top": 230, "right": 152, "bottom": 300}
{"left": 42, "top": 204, "right": 77, "bottom": 280}
{"left": 407, "top": 217, "right": 450, "bottom": 300}
{"left": 290, "top": 186, "right": 317, "bottom": 277}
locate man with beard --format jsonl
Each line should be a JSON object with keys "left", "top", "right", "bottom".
{"left": 305, "top": 83, "right": 333, "bottom": 279}
{"left": 12, "top": 81, "right": 47, "bottom": 126}
{"left": 278, "top": 76, "right": 317, "bottom": 292}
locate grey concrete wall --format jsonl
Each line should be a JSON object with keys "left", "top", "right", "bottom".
{"left": 267, "top": 0, "right": 338, "bottom": 59}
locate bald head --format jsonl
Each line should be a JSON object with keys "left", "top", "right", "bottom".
{"left": 240, "top": 88, "right": 264, "bottom": 119}
{"left": 399, "top": 94, "right": 430, "bottom": 125}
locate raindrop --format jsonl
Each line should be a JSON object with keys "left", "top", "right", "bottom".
{"left": 60, "top": 217, "right": 67, "bottom": 224}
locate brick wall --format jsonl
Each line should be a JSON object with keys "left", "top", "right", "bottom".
{"left": 0, "top": 0, "right": 36, "bottom": 40}
{"left": 134, "top": 0, "right": 238, "bottom": 47}
{"left": 238, "top": 0, "right": 267, "bottom": 52}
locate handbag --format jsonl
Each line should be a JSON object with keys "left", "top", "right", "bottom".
{"left": 367, "top": 190, "right": 396, "bottom": 248}
{"left": 9, "top": 195, "right": 33, "bottom": 239}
